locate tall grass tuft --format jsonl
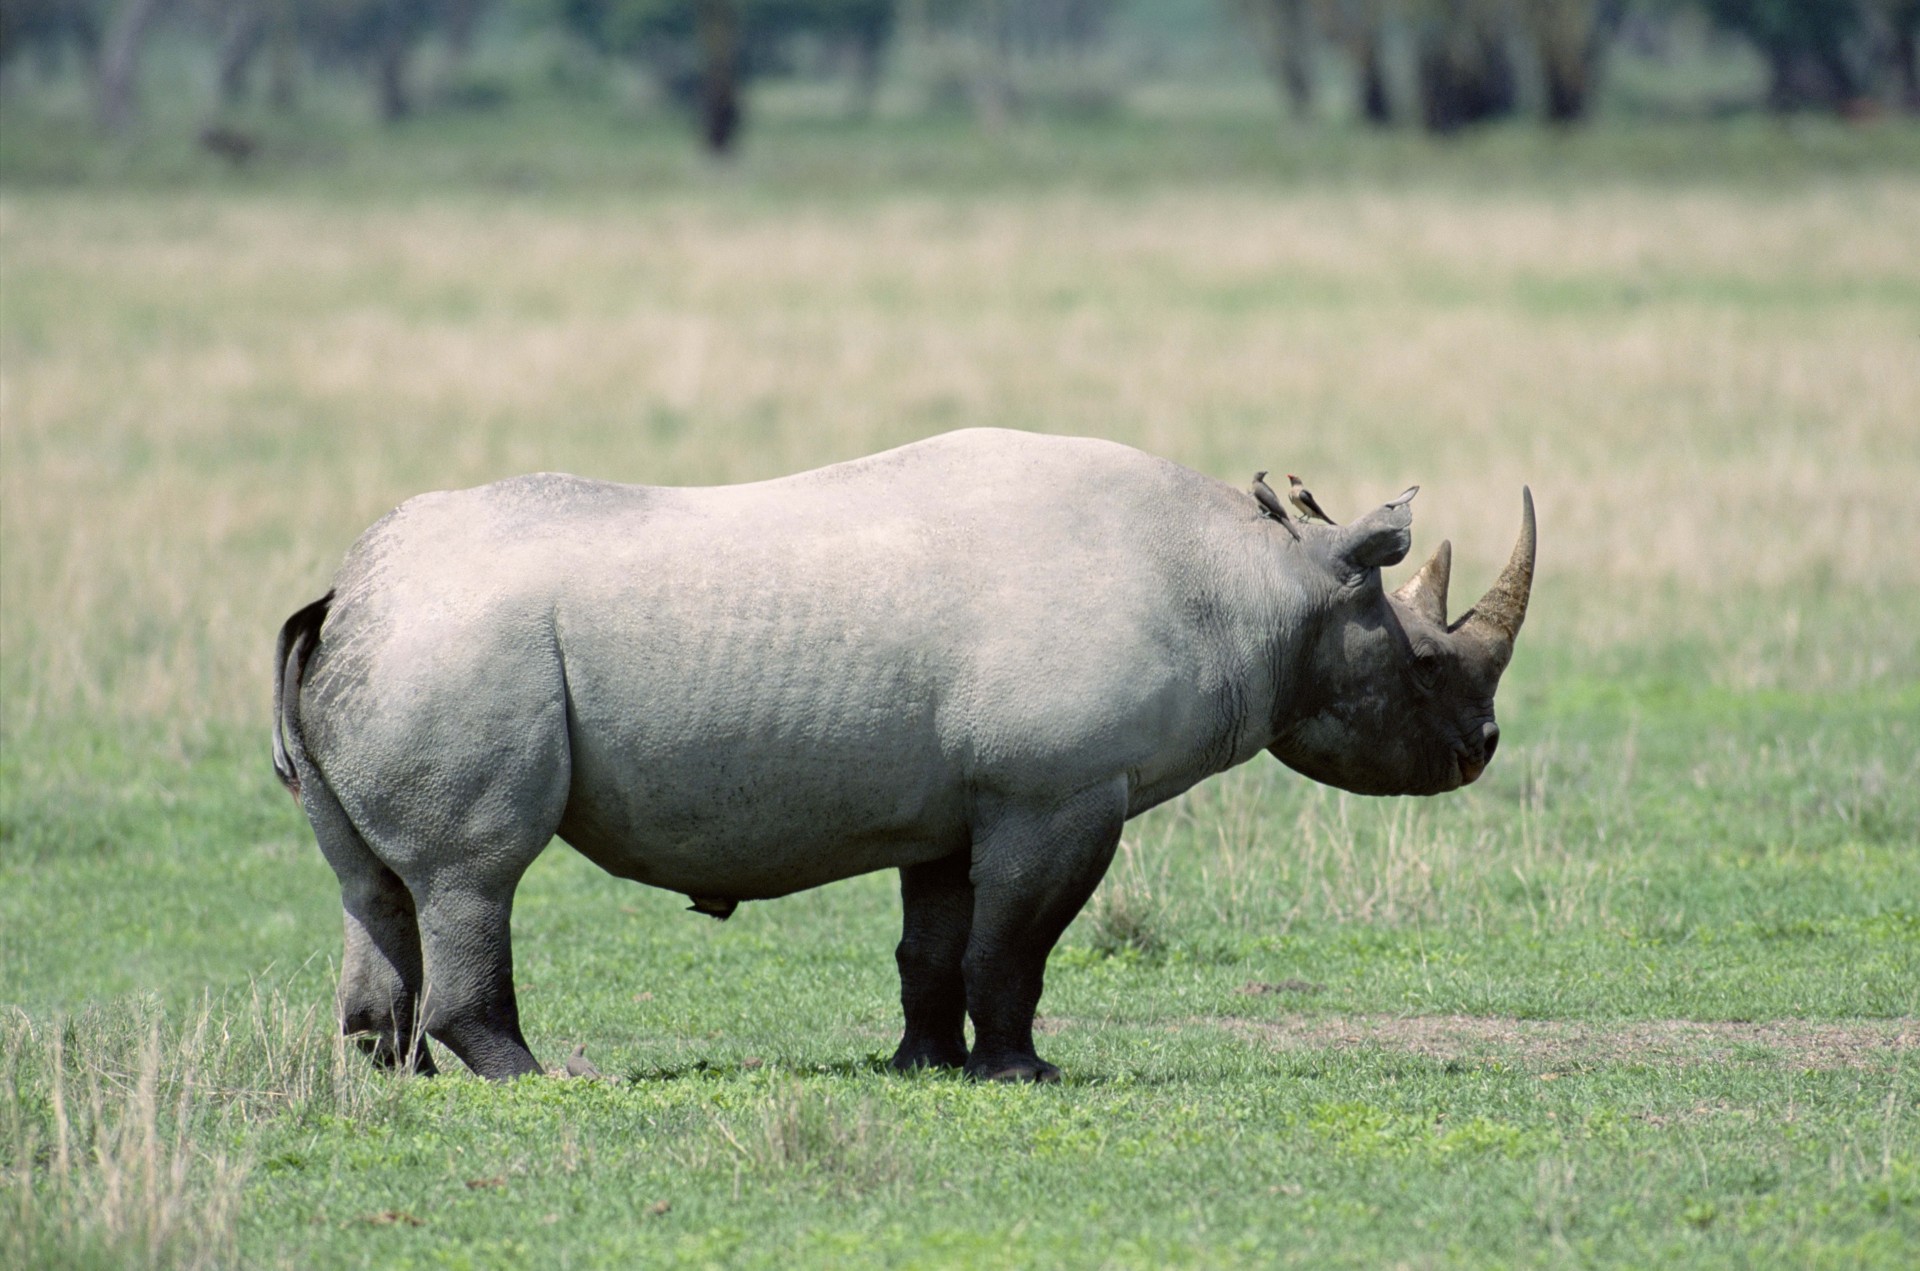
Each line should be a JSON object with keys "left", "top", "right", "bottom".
{"left": 1085, "top": 884, "right": 1168, "bottom": 960}
{"left": 2, "top": 990, "right": 394, "bottom": 1269}
{"left": 704, "top": 1082, "right": 906, "bottom": 1198}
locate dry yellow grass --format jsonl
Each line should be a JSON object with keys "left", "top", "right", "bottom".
{"left": 3, "top": 181, "right": 1917, "bottom": 741}
{"left": 1, "top": 991, "right": 387, "bottom": 1270}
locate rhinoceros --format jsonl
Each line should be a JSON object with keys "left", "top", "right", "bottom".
{"left": 272, "top": 429, "right": 1533, "bottom": 1082}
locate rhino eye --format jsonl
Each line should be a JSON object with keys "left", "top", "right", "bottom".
{"left": 1413, "top": 648, "right": 1442, "bottom": 688}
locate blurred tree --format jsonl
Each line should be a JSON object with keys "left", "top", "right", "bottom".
{"left": 97, "top": 0, "right": 176, "bottom": 129}
{"left": 912, "top": 0, "right": 1118, "bottom": 127}
{"left": 1409, "top": 0, "right": 1518, "bottom": 132}
{"left": 1700, "top": 0, "right": 1873, "bottom": 109}
{"left": 1523, "top": 0, "right": 1625, "bottom": 122}
{"left": 1005, "top": 0, "right": 1109, "bottom": 51}
{"left": 1233, "top": 0, "right": 1317, "bottom": 118}
{"left": 696, "top": 0, "right": 739, "bottom": 149}
{"left": 969, "top": 0, "right": 1012, "bottom": 126}
{"left": 0, "top": 0, "right": 106, "bottom": 83}
{"left": 1322, "top": 0, "right": 1392, "bottom": 123}
{"left": 300, "top": 0, "right": 434, "bottom": 120}
{"left": 441, "top": 0, "right": 486, "bottom": 68}
{"left": 1891, "top": 0, "right": 1920, "bottom": 108}
{"left": 204, "top": 0, "right": 302, "bottom": 108}
{"left": 554, "top": 0, "right": 895, "bottom": 149}
{"left": 1858, "top": 0, "right": 1918, "bottom": 108}
{"left": 214, "top": 0, "right": 265, "bottom": 102}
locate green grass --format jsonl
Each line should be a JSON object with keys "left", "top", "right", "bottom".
{"left": 3, "top": 95, "right": 1918, "bottom": 1267}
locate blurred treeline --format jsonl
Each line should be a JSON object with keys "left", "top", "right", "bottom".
{"left": 2, "top": 0, "right": 1915, "bottom": 151}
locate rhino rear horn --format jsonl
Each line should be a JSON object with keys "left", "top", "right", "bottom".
{"left": 1451, "top": 487, "right": 1535, "bottom": 668}
{"left": 1392, "top": 539, "right": 1451, "bottom": 625}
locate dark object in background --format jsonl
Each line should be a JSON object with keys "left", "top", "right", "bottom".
{"left": 198, "top": 123, "right": 258, "bottom": 166}
{"left": 1416, "top": 4, "right": 1520, "bottom": 133}
{"left": 697, "top": 0, "right": 740, "bottom": 153}
{"left": 1702, "top": 0, "right": 1918, "bottom": 113}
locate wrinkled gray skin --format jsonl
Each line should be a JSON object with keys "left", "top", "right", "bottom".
{"left": 273, "top": 430, "right": 1534, "bottom": 1082}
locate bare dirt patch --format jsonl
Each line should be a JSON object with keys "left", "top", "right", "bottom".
{"left": 1208, "top": 1014, "right": 1918, "bottom": 1071}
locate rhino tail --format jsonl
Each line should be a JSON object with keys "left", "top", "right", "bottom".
{"left": 272, "top": 591, "right": 333, "bottom": 799}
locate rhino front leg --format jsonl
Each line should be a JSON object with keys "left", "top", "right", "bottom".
{"left": 413, "top": 871, "right": 543, "bottom": 1081}
{"left": 891, "top": 851, "right": 974, "bottom": 1071}
{"left": 962, "top": 779, "right": 1126, "bottom": 1082}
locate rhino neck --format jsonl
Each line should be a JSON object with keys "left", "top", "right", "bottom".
{"left": 1206, "top": 527, "right": 1327, "bottom": 766}
{"left": 1245, "top": 540, "right": 1353, "bottom": 763}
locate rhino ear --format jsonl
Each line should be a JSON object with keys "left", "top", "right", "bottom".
{"left": 1332, "top": 492, "right": 1415, "bottom": 571}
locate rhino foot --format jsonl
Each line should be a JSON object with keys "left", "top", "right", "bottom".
{"left": 966, "top": 1056, "right": 1061, "bottom": 1083}
{"left": 889, "top": 1038, "right": 967, "bottom": 1072}
{"left": 354, "top": 1032, "right": 439, "bottom": 1077}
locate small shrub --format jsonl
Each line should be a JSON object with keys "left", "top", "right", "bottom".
{"left": 1086, "top": 883, "right": 1166, "bottom": 959}
{"left": 710, "top": 1083, "right": 905, "bottom": 1197}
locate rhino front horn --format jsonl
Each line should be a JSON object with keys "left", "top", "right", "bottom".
{"left": 1392, "top": 539, "right": 1451, "bottom": 625}
{"left": 1452, "top": 487, "right": 1535, "bottom": 667}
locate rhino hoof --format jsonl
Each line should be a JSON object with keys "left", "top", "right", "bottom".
{"left": 889, "top": 1042, "right": 967, "bottom": 1072}
{"left": 968, "top": 1058, "right": 1061, "bottom": 1083}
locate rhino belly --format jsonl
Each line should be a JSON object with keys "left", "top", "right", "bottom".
{"left": 555, "top": 734, "right": 969, "bottom": 898}
{"left": 550, "top": 617, "right": 971, "bottom": 899}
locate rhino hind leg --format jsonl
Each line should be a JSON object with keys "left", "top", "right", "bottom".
{"left": 341, "top": 865, "right": 436, "bottom": 1075}
{"left": 890, "top": 851, "right": 974, "bottom": 1071}
{"left": 302, "top": 764, "right": 436, "bottom": 1075}
{"left": 960, "top": 779, "right": 1127, "bottom": 1082}
{"left": 412, "top": 870, "right": 543, "bottom": 1081}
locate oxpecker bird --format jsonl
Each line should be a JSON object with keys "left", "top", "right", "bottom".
{"left": 1251, "top": 472, "right": 1300, "bottom": 539}
{"left": 563, "top": 1043, "right": 603, "bottom": 1079}
{"left": 1287, "top": 475, "right": 1336, "bottom": 525}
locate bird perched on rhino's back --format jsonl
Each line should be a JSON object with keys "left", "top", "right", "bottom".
{"left": 1250, "top": 471, "right": 1298, "bottom": 539}
{"left": 1287, "top": 474, "right": 1336, "bottom": 524}
{"left": 273, "top": 429, "right": 1534, "bottom": 1085}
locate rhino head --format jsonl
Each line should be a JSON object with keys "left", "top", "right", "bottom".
{"left": 1271, "top": 487, "right": 1535, "bottom": 796}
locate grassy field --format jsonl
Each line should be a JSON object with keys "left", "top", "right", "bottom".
{"left": 2, "top": 107, "right": 1918, "bottom": 1268}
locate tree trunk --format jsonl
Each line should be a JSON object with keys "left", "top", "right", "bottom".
{"left": 96, "top": 0, "right": 172, "bottom": 133}
{"left": 696, "top": 0, "right": 742, "bottom": 154}
{"left": 1764, "top": 41, "right": 1855, "bottom": 112}
{"left": 1897, "top": 4, "right": 1920, "bottom": 113}
{"left": 848, "top": 29, "right": 884, "bottom": 119}
{"left": 1529, "top": 0, "right": 1588, "bottom": 122}
{"left": 1357, "top": 24, "right": 1390, "bottom": 124}
{"left": 971, "top": 0, "right": 1013, "bottom": 130}
{"left": 443, "top": 0, "right": 483, "bottom": 75}
{"left": 1245, "top": 0, "right": 1317, "bottom": 120}
{"left": 1277, "top": 0, "right": 1315, "bottom": 117}
{"left": 216, "top": 0, "right": 265, "bottom": 106}
{"left": 1324, "top": 0, "right": 1389, "bottom": 124}
{"left": 266, "top": 6, "right": 298, "bottom": 113}
{"left": 1416, "top": 4, "right": 1517, "bottom": 133}
{"left": 377, "top": 46, "right": 411, "bottom": 121}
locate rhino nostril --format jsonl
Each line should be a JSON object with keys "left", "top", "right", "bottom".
{"left": 1481, "top": 722, "right": 1500, "bottom": 762}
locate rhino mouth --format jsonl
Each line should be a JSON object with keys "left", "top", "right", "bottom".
{"left": 1455, "top": 720, "right": 1499, "bottom": 787}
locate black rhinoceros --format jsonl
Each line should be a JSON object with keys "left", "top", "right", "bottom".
{"left": 273, "top": 429, "right": 1533, "bottom": 1081}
